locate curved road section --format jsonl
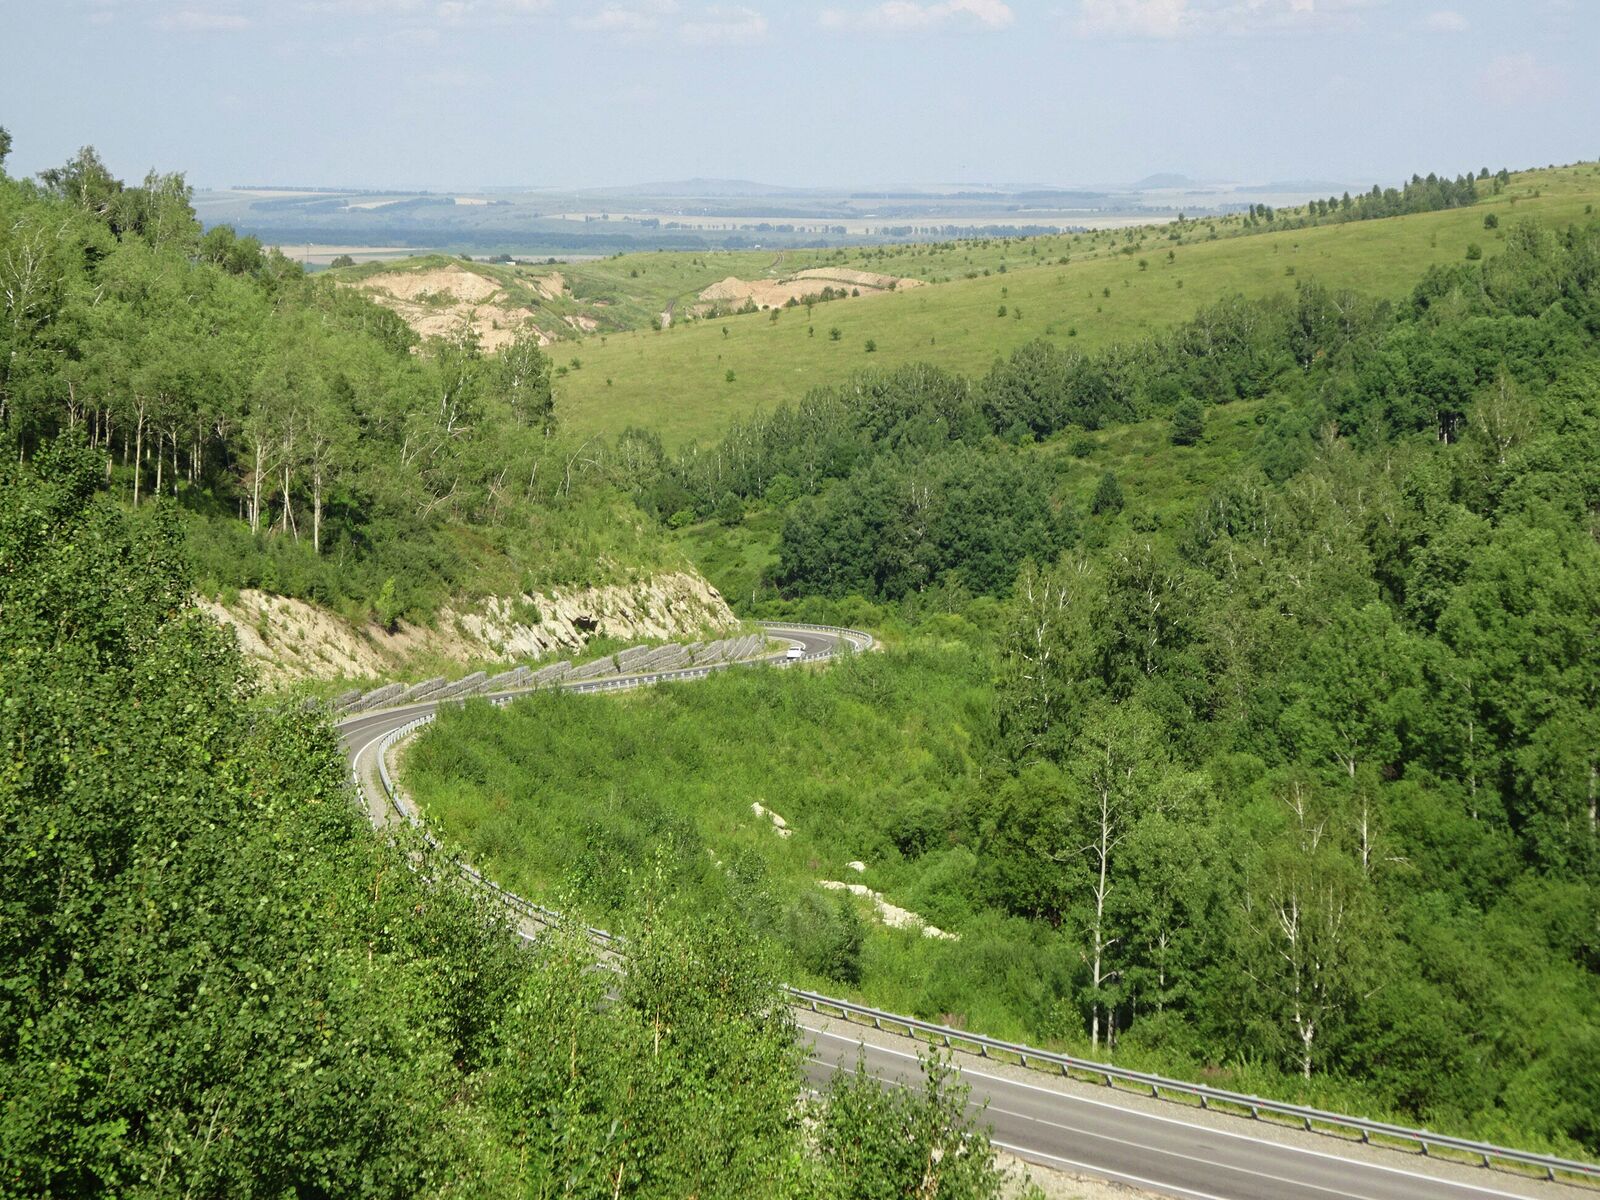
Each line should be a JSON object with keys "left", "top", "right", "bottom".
{"left": 335, "top": 624, "right": 1584, "bottom": 1200}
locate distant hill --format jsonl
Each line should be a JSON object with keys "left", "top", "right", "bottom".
{"left": 1132, "top": 173, "right": 1196, "bottom": 189}
{"left": 591, "top": 177, "right": 808, "bottom": 198}
{"left": 1237, "top": 179, "right": 1355, "bottom": 194}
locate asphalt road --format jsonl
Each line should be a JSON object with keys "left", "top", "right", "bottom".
{"left": 335, "top": 625, "right": 1573, "bottom": 1200}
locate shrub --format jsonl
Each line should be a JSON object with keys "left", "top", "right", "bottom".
{"left": 1170, "top": 398, "right": 1205, "bottom": 446}
{"left": 1091, "top": 471, "right": 1124, "bottom": 516}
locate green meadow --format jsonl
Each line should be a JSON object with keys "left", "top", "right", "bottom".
{"left": 554, "top": 164, "right": 1600, "bottom": 447}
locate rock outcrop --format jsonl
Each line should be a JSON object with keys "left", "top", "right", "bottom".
{"left": 198, "top": 570, "right": 740, "bottom": 686}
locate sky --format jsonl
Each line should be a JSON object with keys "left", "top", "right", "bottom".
{"left": 2, "top": 0, "right": 1595, "bottom": 191}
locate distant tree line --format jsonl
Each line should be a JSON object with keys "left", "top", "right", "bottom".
{"left": 1245, "top": 168, "right": 1506, "bottom": 231}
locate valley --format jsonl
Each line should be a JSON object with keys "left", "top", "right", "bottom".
{"left": 4, "top": 101, "right": 1599, "bottom": 1199}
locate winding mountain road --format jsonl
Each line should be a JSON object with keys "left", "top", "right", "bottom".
{"left": 334, "top": 624, "right": 1581, "bottom": 1200}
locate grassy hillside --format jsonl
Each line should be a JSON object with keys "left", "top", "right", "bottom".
{"left": 554, "top": 164, "right": 1600, "bottom": 447}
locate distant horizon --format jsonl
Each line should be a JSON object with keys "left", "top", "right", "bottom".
{"left": 195, "top": 168, "right": 1512, "bottom": 201}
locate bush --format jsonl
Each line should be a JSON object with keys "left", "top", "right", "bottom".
{"left": 1170, "top": 398, "right": 1205, "bottom": 446}
{"left": 783, "top": 891, "right": 865, "bottom": 985}
{"left": 1091, "top": 471, "right": 1124, "bottom": 516}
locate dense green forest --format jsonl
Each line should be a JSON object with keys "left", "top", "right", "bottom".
{"left": 0, "top": 134, "right": 1034, "bottom": 1199}
{"left": 414, "top": 213, "right": 1600, "bottom": 1153}
{"left": 0, "top": 142, "right": 677, "bottom": 625}
{"left": 0, "top": 439, "right": 1023, "bottom": 1197}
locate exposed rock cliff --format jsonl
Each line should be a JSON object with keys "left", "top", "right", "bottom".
{"left": 198, "top": 570, "right": 740, "bottom": 686}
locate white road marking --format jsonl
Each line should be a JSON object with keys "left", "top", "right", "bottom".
{"left": 802, "top": 1029, "right": 1540, "bottom": 1200}
{"left": 343, "top": 631, "right": 1553, "bottom": 1200}
{"left": 988, "top": 1138, "right": 1237, "bottom": 1200}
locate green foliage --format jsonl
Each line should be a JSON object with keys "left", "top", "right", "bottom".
{"left": 595, "top": 213, "right": 1600, "bottom": 1151}
{"left": 1, "top": 435, "right": 1017, "bottom": 1195}
{"left": 1170, "top": 397, "right": 1205, "bottom": 445}
{"left": 815, "top": 1053, "right": 1013, "bottom": 1200}
{"left": 1090, "top": 471, "right": 1124, "bottom": 515}
{"left": 0, "top": 159, "right": 666, "bottom": 623}
{"left": 0, "top": 438, "right": 523, "bottom": 1194}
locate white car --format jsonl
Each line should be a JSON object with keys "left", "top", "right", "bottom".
{"left": 785, "top": 645, "right": 805, "bottom": 660}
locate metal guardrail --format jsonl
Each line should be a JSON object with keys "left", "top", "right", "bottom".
{"left": 357, "top": 622, "right": 1597, "bottom": 1190}
{"left": 785, "top": 990, "right": 1599, "bottom": 1184}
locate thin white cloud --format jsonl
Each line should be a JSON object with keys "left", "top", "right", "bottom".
{"left": 1077, "top": 0, "right": 1187, "bottom": 38}
{"left": 679, "top": 5, "right": 768, "bottom": 44}
{"left": 1076, "top": 0, "right": 1375, "bottom": 39}
{"left": 1421, "top": 8, "right": 1467, "bottom": 32}
{"left": 570, "top": 0, "right": 677, "bottom": 35}
{"left": 155, "top": 9, "right": 252, "bottom": 30}
{"left": 1480, "top": 52, "right": 1565, "bottom": 105}
{"left": 820, "top": 0, "right": 1015, "bottom": 34}
{"left": 298, "top": 0, "right": 547, "bottom": 19}
{"left": 570, "top": 1, "right": 764, "bottom": 42}
{"left": 436, "top": 0, "right": 550, "bottom": 20}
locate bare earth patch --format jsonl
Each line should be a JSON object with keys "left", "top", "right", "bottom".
{"left": 530, "top": 270, "right": 566, "bottom": 301}
{"left": 698, "top": 267, "right": 924, "bottom": 310}
{"left": 357, "top": 264, "right": 551, "bottom": 350}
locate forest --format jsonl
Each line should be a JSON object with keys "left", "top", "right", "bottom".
{"left": 0, "top": 143, "right": 677, "bottom": 626}
{"left": 0, "top": 436, "right": 1024, "bottom": 1197}
{"left": 0, "top": 135, "right": 1038, "bottom": 1199}
{"left": 1243, "top": 167, "right": 1500, "bottom": 229}
{"left": 414, "top": 212, "right": 1600, "bottom": 1154}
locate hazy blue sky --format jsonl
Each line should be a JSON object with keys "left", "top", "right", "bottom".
{"left": 3, "top": 0, "right": 1595, "bottom": 190}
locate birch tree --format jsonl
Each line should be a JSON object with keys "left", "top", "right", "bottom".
{"left": 997, "top": 557, "right": 1094, "bottom": 763}
{"left": 1062, "top": 701, "right": 1181, "bottom": 1051}
{"left": 1236, "top": 782, "right": 1378, "bottom": 1079}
